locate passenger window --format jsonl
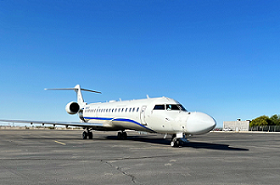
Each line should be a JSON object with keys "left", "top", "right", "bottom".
{"left": 125, "top": 108, "right": 128, "bottom": 112}
{"left": 154, "top": 105, "right": 165, "bottom": 110}
{"left": 129, "top": 108, "right": 132, "bottom": 112}
{"left": 136, "top": 107, "right": 139, "bottom": 112}
{"left": 132, "top": 108, "right": 135, "bottom": 112}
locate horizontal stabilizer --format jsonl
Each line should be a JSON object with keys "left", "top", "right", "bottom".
{"left": 45, "top": 86, "right": 101, "bottom": 94}
{"left": 45, "top": 84, "right": 101, "bottom": 107}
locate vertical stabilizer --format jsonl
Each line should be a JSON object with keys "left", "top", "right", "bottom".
{"left": 74, "top": 84, "right": 85, "bottom": 107}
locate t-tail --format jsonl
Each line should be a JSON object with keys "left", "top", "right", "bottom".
{"left": 45, "top": 84, "right": 101, "bottom": 115}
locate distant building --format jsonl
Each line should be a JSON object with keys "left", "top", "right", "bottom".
{"left": 223, "top": 119, "right": 250, "bottom": 131}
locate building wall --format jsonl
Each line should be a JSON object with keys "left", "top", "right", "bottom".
{"left": 223, "top": 120, "right": 250, "bottom": 131}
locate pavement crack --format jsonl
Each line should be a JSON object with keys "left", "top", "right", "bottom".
{"left": 102, "top": 160, "right": 138, "bottom": 184}
{"left": 116, "top": 166, "right": 137, "bottom": 184}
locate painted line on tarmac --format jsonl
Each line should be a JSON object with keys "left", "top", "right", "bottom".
{"left": 54, "top": 140, "right": 66, "bottom": 145}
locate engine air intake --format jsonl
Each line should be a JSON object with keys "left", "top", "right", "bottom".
{"left": 65, "top": 102, "right": 80, "bottom": 114}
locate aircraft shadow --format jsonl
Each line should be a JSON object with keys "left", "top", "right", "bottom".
{"left": 183, "top": 142, "right": 249, "bottom": 151}
{"left": 107, "top": 135, "right": 249, "bottom": 151}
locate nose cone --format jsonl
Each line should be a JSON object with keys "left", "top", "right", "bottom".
{"left": 186, "top": 112, "right": 216, "bottom": 134}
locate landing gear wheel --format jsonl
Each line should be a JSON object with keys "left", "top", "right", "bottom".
{"left": 123, "top": 132, "right": 127, "bottom": 140}
{"left": 82, "top": 131, "right": 88, "bottom": 139}
{"left": 88, "top": 131, "right": 93, "bottom": 139}
{"left": 170, "top": 138, "right": 180, "bottom": 147}
{"left": 117, "top": 132, "right": 122, "bottom": 139}
{"left": 117, "top": 131, "right": 127, "bottom": 140}
{"left": 170, "top": 134, "right": 180, "bottom": 147}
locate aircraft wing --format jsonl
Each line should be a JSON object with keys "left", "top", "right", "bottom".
{"left": 0, "top": 119, "right": 103, "bottom": 128}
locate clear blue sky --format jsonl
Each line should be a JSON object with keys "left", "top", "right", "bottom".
{"left": 0, "top": 0, "right": 279, "bottom": 127}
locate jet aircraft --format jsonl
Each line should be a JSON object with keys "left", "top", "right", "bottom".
{"left": 0, "top": 84, "right": 216, "bottom": 147}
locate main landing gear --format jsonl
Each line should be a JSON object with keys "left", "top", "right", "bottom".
{"left": 117, "top": 131, "right": 127, "bottom": 140}
{"left": 82, "top": 129, "right": 128, "bottom": 140}
{"left": 82, "top": 128, "right": 93, "bottom": 139}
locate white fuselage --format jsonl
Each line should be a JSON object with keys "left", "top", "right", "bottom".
{"left": 82, "top": 97, "right": 216, "bottom": 135}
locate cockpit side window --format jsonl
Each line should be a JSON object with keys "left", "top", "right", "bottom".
{"left": 153, "top": 105, "right": 165, "bottom": 110}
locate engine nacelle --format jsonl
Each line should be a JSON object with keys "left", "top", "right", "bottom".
{"left": 65, "top": 102, "right": 80, "bottom": 115}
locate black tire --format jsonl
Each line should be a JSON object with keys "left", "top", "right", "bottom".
{"left": 82, "top": 131, "right": 88, "bottom": 139}
{"left": 88, "top": 132, "right": 93, "bottom": 139}
{"left": 171, "top": 138, "right": 179, "bottom": 147}
{"left": 123, "top": 132, "right": 127, "bottom": 140}
{"left": 117, "top": 132, "right": 122, "bottom": 139}
{"left": 117, "top": 132, "right": 127, "bottom": 140}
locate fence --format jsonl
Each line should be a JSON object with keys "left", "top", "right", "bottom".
{"left": 250, "top": 125, "right": 280, "bottom": 132}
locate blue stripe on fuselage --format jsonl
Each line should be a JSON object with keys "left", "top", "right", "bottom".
{"left": 83, "top": 117, "right": 112, "bottom": 121}
{"left": 83, "top": 117, "right": 156, "bottom": 133}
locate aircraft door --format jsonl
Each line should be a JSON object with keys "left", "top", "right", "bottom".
{"left": 140, "top": 105, "right": 147, "bottom": 126}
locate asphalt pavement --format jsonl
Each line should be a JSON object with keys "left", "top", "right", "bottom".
{"left": 1, "top": 129, "right": 280, "bottom": 185}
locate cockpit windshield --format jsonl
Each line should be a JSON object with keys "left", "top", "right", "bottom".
{"left": 166, "top": 104, "right": 180, "bottom": 111}
{"left": 153, "top": 104, "right": 187, "bottom": 112}
{"left": 177, "top": 104, "right": 187, "bottom": 111}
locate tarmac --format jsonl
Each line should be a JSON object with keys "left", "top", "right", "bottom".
{"left": 1, "top": 129, "right": 280, "bottom": 185}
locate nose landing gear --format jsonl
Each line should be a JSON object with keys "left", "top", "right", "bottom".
{"left": 170, "top": 135, "right": 181, "bottom": 147}
{"left": 170, "top": 134, "right": 188, "bottom": 147}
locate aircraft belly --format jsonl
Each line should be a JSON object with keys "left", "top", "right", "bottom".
{"left": 84, "top": 117, "right": 114, "bottom": 130}
{"left": 84, "top": 117, "right": 154, "bottom": 132}
{"left": 112, "top": 118, "right": 155, "bottom": 133}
